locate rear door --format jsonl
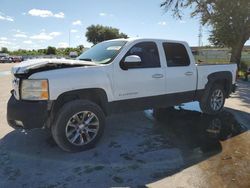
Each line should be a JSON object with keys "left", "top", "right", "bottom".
{"left": 162, "top": 42, "right": 197, "bottom": 100}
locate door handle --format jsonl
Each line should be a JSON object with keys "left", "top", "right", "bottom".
{"left": 185, "top": 71, "right": 193, "bottom": 76}
{"left": 152, "top": 74, "right": 164, "bottom": 78}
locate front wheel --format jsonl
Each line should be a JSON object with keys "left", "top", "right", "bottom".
{"left": 51, "top": 100, "right": 105, "bottom": 152}
{"left": 199, "top": 84, "right": 225, "bottom": 114}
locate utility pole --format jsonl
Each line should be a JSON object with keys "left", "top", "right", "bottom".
{"left": 69, "top": 30, "right": 71, "bottom": 48}
{"left": 197, "top": 22, "right": 203, "bottom": 58}
{"left": 198, "top": 23, "right": 203, "bottom": 47}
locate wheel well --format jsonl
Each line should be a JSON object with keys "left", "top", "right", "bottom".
{"left": 206, "top": 71, "right": 232, "bottom": 98}
{"left": 213, "top": 79, "right": 230, "bottom": 96}
{"left": 48, "top": 88, "right": 108, "bottom": 127}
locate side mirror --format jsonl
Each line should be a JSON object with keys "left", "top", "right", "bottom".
{"left": 121, "top": 55, "right": 142, "bottom": 70}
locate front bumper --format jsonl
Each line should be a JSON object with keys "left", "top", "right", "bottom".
{"left": 7, "top": 95, "right": 49, "bottom": 130}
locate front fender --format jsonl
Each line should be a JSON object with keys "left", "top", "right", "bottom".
{"left": 29, "top": 66, "right": 114, "bottom": 101}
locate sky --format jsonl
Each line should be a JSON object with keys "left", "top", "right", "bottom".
{"left": 0, "top": 0, "right": 249, "bottom": 51}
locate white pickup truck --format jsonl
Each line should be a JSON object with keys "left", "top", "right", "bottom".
{"left": 7, "top": 38, "right": 237, "bottom": 152}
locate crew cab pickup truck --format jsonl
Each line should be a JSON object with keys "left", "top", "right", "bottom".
{"left": 7, "top": 38, "right": 237, "bottom": 152}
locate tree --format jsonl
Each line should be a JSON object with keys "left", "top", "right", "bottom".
{"left": 46, "top": 46, "right": 56, "bottom": 55}
{"left": 77, "top": 45, "right": 84, "bottom": 52}
{"left": 1, "top": 47, "right": 8, "bottom": 53}
{"left": 86, "top": 24, "right": 128, "bottom": 45}
{"left": 161, "top": 0, "right": 250, "bottom": 67}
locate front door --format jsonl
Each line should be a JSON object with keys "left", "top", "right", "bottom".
{"left": 113, "top": 42, "right": 165, "bottom": 103}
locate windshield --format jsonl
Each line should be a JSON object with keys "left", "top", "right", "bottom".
{"left": 77, "top": 40, "right": 127, "bottom": 64}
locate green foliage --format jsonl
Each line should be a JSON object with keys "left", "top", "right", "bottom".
{"left": 161, "top": 0, "right": 250, "bottom": 66}
{"left": 46, "top": 46, "right": 56, "bottom": 55}
{"left": 240, "top": 61, "right": 249, "bottom": 71}
{"left": 0, "top": 47, "right": 8, "bottom": 53}
{"left": 86, "top": 24, "right": 128, "bottom": 45}
{"left": 8, "top": 45, "right": 87, "bottom": 57}
{"left": 78, "top": 45, "right": 84, "bottom": 51}
{"left": 208, "top": 0, "right": 250, "bottom": 47}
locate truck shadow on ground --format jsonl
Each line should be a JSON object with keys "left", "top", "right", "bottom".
{"left": 0, "top": 108, "right": 248, "bottom": 187}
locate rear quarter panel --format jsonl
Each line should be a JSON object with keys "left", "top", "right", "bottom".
{"left": 196, "top": 64, "right": 237, "bottom": 90}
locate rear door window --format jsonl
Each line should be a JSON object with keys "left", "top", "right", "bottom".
{"left": 163, "top": 43, "right": 190, "bottom": 67}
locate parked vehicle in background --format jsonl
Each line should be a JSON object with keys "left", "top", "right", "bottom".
{"left": 69, "top": 51, "right": 78, "bottom": 59}
{"left": 0, "top": 53, "right": 9, "bottom": 58}
{"left": 7, "top": 38, "right": 237, "bottom": 152}
{"left": 11, "top": 56, "right": 23, "bottom": 63}
{"left": 0, "top": 57, "right": 12, "bottom": 63}
{"left": 0, "top": 53, "right": 10, "bottom": 63}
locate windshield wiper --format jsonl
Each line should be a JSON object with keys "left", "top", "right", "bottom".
{"left": 79, "top": 58, "right": 92, "bottom": 62}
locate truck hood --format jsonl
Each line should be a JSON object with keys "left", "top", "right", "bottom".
{"left": 12, "top": 58, "right": 98, "bottom": 76}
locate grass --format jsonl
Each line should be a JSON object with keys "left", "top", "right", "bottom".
{"left": 194, "top": 53, "right": 250, "bottom": 65}
{"left": 194, "top": 54, "right": 250, "bottom": 80}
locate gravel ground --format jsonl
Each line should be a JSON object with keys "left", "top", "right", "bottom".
{"left": 0, "top": 63, "right": 249, "bottom": 188}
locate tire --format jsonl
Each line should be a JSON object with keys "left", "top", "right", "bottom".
{"left": 51, "top": 100, "right": 105, "bottom": 152}
{"left": 199, "top": 84, "right": 225, "bottom": 115}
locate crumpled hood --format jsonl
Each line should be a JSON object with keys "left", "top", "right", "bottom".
{"left": 12, "top": 58, "right": 98, "bottom": 75}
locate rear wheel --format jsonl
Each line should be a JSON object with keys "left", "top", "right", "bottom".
{"left": 199, "top": 84, "right": 225, "bottom": 114}
{"left": 51, "top": 100, "right": 105, "bottom": 152}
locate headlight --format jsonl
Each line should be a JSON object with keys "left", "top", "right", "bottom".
{"left": 21, "top": 79, "right": 49, "bottom": 100}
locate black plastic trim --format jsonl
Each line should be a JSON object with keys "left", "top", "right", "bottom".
{"left": 107, "top": 90, "right": 200, "bottom": 114}
{"left": 7, "top": 95, "right": 48, "bottom": 129}
{"left": 205, "top": 71, "right": 233, "bottom": 97}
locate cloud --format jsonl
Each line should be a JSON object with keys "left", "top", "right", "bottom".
{"left": 23, "top": 40, "right": 33, "bottom": 44}
{"left": 179, "top": 20, "right": 186, "bottom": 24}
{"left": 14, "top": 33, "right": 28, "bottom": 38}
{"left": 12, "top": 29, "right": 22, "bottom": 33}
{"left": 0, "top": 37, "right": 7, "bottom": 40}
{"left": 158, "top": 21, "right": 167, "bottom": 26}
{"left": 12, "top": 45, "right": 20, "bottom": 50}
{"left": 30, "top": 32, "right": 61, "bottom": 40}
{"left": 99, "top": 13, "right": 107, "bottom": 17}
{"left": 28, "top": 9, "right": 53, "bottom": 17}
{"left": 0, "top": 40, "right": 11, "bottom": 45}
{"left": 58, "top": 42, "right": 68, "bottom": 48}
{"left": 72, "top": 20, "right": 82, "bottom": 25}
{"left": 0, "top": 12, "right": 14, "bottom": 22}
{"left": 99, "top": 12, "right": 114, "bottom": 17}
{"left": 70, "top": 29, "right": 78, "bottom": 33}
{"left": 54, "top": 12, "right": 64, "bottom": 18}
{"left": 13, "top": 29, "right": 27, "bottom": 38}
{"left": 49, "top": 32, "right": 61, "bottom": 37}
{"left": 27, "top": 9, "right": 65, "bottom": 18}
{"left": 30, "top": 33, "right": 53, "bottom": 40}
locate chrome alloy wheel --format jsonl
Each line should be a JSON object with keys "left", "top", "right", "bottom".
{"left": 210, "top": 89, "right": 224, "bottom": 111}
{"left": 65, "top": 111, "right": 99, "bottom": 146}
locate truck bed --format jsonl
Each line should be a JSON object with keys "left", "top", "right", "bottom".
{"left": 196, "top": 63, "right": 237, "bottom": 90}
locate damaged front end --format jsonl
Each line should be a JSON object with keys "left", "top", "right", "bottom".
{"left": 7, "top": 58, "right": 98, "bottom": 130}
{"left": 12, "top": 58, "right": 97, "bottom": 79}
